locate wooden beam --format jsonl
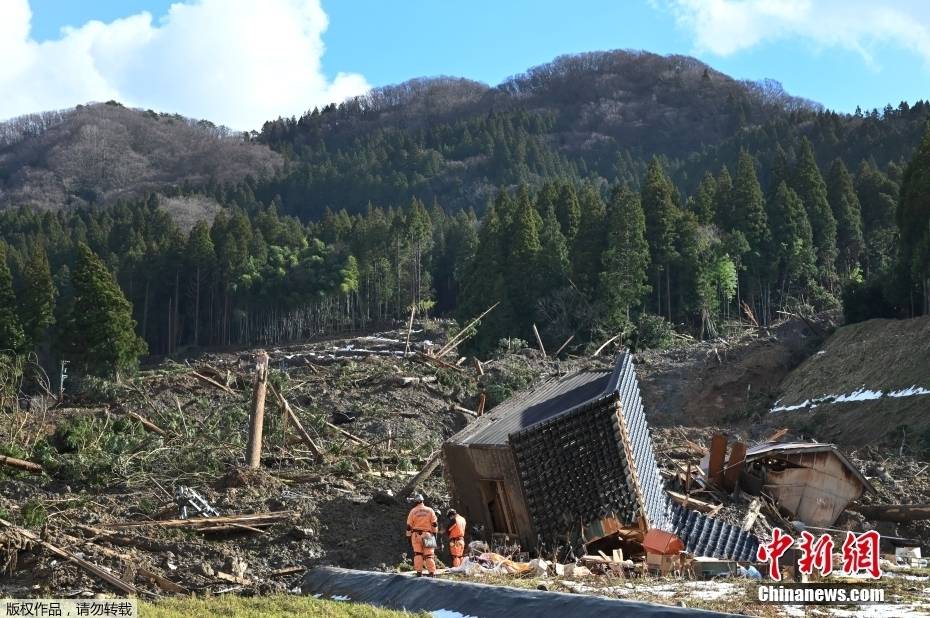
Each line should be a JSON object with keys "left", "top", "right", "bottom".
{"left": 723, "top": 441, "right": 747, "bottom": 491}
{"left": 666, "top": 490, "right": 719, "bottom": 514}
{"left": 403, "top": 305, "right": 416, "bottom": 358}
{"left": 532, "top": 323, "right": 547, "bottom": 357}
{"left": 0, "top": 454, "right": 42, "bottom": 474}
{"left": 707, "top": 433, "right": 727, "bottom": 486}
{"left": 246, "top": 351, "right": 269, "bottom": 468}
{"left": 855, "top": 504, "right": 930, "bottom": 523}
{"left": 553, "top": 334, "right": 575, "bottom": 357}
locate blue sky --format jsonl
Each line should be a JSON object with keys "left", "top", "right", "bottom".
{"left": 9, "top": 0, "right": 930, "bottom": 128}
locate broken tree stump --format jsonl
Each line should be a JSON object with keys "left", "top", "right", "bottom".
{"left": 246, "top": 351, "right": 269, "bottom": 469}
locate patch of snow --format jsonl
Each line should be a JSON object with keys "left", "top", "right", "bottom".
{"left": 330, "top": 595, "right": 350, "bottom": 601}
{"left": 431, "top": 611, "right": 479, "bottom": 618}
{"left": 771, "top": 399, "right": 814, "bottom": 412}
{"left": 817, "top": 350, "right": 826, "bottom": 355}
{"left": 889, "top": 385, "right": 930, "bottom": 398}
{"left": 771, "top": 384, "right": 930, "bottom": 413}
{"left": 834, "top": 388, "right": 883, "bottom": 402}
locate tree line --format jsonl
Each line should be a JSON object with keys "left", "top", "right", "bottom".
{"left": 2, "top": 117, "right": 928, "bottom": 380}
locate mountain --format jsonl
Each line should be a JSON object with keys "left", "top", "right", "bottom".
{"left": 255, "top": 50, "right": 926, "bottom": 218}
{"left": 0, "top": 101, "right": 282, "bottom": 211}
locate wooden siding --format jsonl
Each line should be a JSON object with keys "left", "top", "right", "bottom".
{"left": 764, "top": 451, "right": 866, "bottom": 527}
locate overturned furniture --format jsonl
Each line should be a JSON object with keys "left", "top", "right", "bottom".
{"left": 444, "top": 353, "right": 758, "bottom": 561}
{"left": 741, "top": 442, "right": 874, "bottom": 527}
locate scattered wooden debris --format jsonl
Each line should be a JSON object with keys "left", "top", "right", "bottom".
{"left": 450, "top": 403, "right": 478, "bottom": 418}
{"left": 532, "top": 323, "right": 547, "bottom": 357}
{"left": 0, "top": 517, "right": 137, "bottom": 594}
{"left": 126, "top": 410, "right": 168, "bottom": 437}
{"left": 553, "top": 334, "right": 575, "bottom": 357}
{"left": 592, "top": 334, "right": 621, "bottom": 357}
{"left": 392, "top": 376, "right": 437, "bottom": 387}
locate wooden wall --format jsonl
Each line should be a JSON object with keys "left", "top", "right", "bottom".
{"left": 764, "top": 451, "right": 866, "bottom": 527}
{"left": 443, "top": 442, "right": 535, "bottom": 547}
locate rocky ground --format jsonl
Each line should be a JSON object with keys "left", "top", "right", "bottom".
{"left": 1, "top": 314, "right": 929, "bottom": 615}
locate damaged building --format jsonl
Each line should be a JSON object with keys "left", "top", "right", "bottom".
{"left": 443, "top": 353, "right": 759, "bottom": 561}
{"left": 740, "top": 441, "right": 874, "bottom": 527}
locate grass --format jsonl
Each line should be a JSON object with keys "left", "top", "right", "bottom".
{"left": 141, "top": 594, "right": 427, "bottom": 617}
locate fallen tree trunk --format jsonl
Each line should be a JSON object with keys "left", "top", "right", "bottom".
{"left": 270, "top": 384, "right": 325, "bottom": 462}
{"left": 0, "top": 455, "right": 43, "bottom": 474}
{"left": 107, "top": 511, "right": 292, "bottom": 530}
{"left": 855, "top": 504, "right": 930, "bottom": 523}
{"left": 397, "top": 450, "right": 443, "bottom": 499}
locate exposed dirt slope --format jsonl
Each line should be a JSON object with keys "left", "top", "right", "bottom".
{"left": 769, "top": 315, "right": 930, "bottom": 447}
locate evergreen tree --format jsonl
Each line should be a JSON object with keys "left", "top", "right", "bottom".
{"left": 855, "top": 160, "right": 898, "bottom": 274}
{"left": 555, "top": 183, "right": 581, "bottom": 242}
{"left": 642, "top": 158, "right": 679, "bottom": 318}
{"left": 689, "top": 172, "right": 716, "bottom": 224}
{"left": 897, "top": 119, "right": 930, "bottom": 314}
{"left": 61, "top": 243, "right": 147, "bottom": 378}
{"left": 792, "top": 138, "right": 838, "bottom": 289}
{"left": 571, "top": 184, "right": 607, "bottom": 294}
{"left": 0, "top": 244, "right": 26, "bottom": 355}
{"left": 17, "top": 243, "right": 55, "bottom": 352}
{"left": 185, "top": 221, "right": 215, "bottom": 346}
{"left": 508, "top": 188, "right": 543, "bottom": 313}
{"left": 768, "top": 182, "right": 817, "bottom": 296}
{"left": 826, "top": 158, "right": 864, "bottom": 277}
{"left": 538, "top": 205, "right": 570, "bottom": 288}
{"left": 598, "top": 185, "right": 650, "bottom": 329}
{"left": 730, "top": 150, "right": 770, "bottom": 286}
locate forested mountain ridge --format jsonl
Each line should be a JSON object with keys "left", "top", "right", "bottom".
{"left": 1, "top": 49, "right": 929, "bottom": 378}
{"left": 256, "top": 50, "right": 926, "bottom": 219}
{"left": 0, "top": 101, "right": 282, "bottom": 211}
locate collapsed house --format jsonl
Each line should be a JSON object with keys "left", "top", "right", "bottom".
{"left": 740, "top": 441, "right": 874, "bottom": 527}
{"left": 444, "top": 353, "right": 759, "bottom": 561}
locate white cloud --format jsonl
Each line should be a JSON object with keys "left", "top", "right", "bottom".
{"left": 0, "top": 0, "right": 370, "bottom": 129}
{"left": 663, "top": 0, "right": 930, "bottom": 68}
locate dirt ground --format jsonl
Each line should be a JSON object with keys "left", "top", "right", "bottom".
{"left": 2, "top": 314, "right": 930, "bottom": 615}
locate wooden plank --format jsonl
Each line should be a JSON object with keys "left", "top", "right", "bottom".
{"left": 553, "top": 334, "right": 574, "bottom": 357}
{"left": 403, "top": 305, "right": 416, "bottom": 358}
{"left": 723, "top": 441, "right": 747, "bottom": 491}
{"left": 592, "top": 334, "right": 620, "bottom": 357}
{"left": 216, "top": 571, "right": 252, "bottom": 586}
{"left": 707, "top": 433, "right": 727, "bottom": 486}
{"left": 270, "top": 566, "right": 305, "bottom": 576}
{"left": 666, "top": 490, "right": 719, "bottom": 514}
{"left": 126, "top": 410, "right": 167, "bottom": 437}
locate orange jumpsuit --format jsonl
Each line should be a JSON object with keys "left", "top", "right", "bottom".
{"left": 406, "top": 504, "right": 438, "bottom": 575}
{"left": 446, "top": 514, "right": 467, "bottom": 567}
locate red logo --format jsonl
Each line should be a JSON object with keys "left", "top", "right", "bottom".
{"left": 757, "top": 528, "right": 882, "bottom": 580}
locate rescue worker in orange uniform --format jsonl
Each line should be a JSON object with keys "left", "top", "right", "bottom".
{"left": 446, "top": 508, "right": 467, "bottom": 568}
{"left": 406, "top": 493, "right": 438, "bottom": 577}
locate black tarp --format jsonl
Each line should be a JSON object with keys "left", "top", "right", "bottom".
{"left": 302, "top": 566, "right": 740, "bottom": 617}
